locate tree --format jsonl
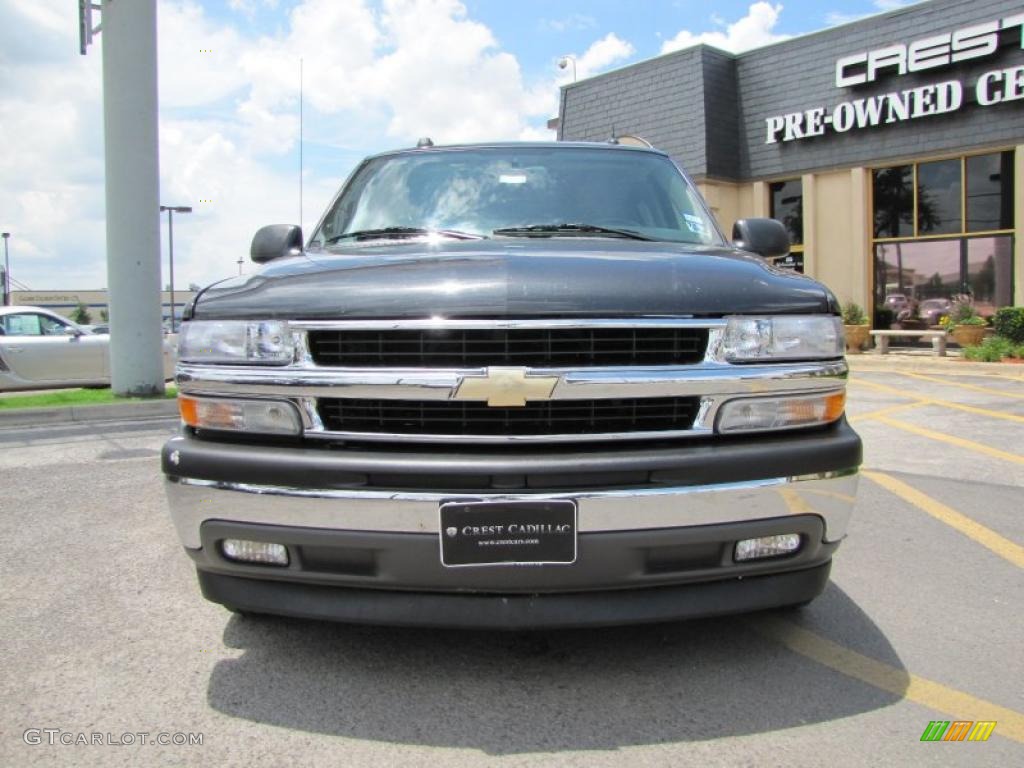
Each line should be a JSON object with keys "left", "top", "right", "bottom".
{"left": 100, "top": 308, "right": 109, "bottom": 322}
{"left": 71, "top": 302, "right": 92, "bottom": 325}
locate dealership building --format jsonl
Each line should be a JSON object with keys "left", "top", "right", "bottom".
{"left": 557, "top": 0, "right": 1023, "bottom": 321}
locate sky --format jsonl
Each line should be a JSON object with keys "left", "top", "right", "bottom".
{"left": 0, "top": 0, "right": 921, "bottom": 291}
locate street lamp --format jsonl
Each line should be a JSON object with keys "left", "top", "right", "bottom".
{"left": 1, "top": 233, "right": 9, "bottom": 306}
{"left": 159, "top": 205, "right": 191, "bottom": 332}
{"left": 558, "top": 55, "right": 577, "bottom": 82}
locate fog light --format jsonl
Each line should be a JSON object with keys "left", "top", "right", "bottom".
{"left": 734, "top": 534, "right": 801, "bottom": 562}
{"left": 221, "top": 539, "right": 289, "bottom": 566}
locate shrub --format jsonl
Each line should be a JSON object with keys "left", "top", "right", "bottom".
{"left": 962, "top": 336, "right": 1013, "bottom": 362}
{"left": 841, "top": 301, "right": 868, "bottom": 325}
{"left": 940, "top": 295, "right": 985, "bottom": 330}
{"left": 70, "top": 302, "right": 92, "bottom": 325}
{"left": 993, "top": 307, "right": 1024, "bottom": 343}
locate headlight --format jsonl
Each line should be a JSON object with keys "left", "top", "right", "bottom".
{"left": 717, "top": 391, "right": 846, "bottom": 433}
{"left": 178, "top": 321, "right": 294, "bottom": 365}
{"left": 722, "top": 315, "right": 843, "bottom": 362}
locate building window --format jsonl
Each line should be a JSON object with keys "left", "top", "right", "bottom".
{"left": 966, "top": 152, "right": 1015, "bottom": 232}
{"left": 872, "top": 150, "right": 1015, "bottom": 324}
{"left": 769, "top": 178, "right": 803, "bottom": 272}
{"left": 872, "top": 166, "right": 912, "bottom": 238}
{"left": 917, "top": 159, "right": 961, "bottom": 235}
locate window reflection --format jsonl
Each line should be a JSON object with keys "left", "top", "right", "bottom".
{"left": 872, "top": 166, "right": 913, "bottom": 238}
{"left": 966, "top": 237, "right": 1013, "bottom": 315}
{"left": 966, "top": 152, "right": 1014, "bottom": 232}
{"left": 875, "top": 240, "right": 960, "bottom": 322}
{"left": 916, "top": 159, "right": 960, "bottom": 235}
{"left": 769, "top": 179, "right": 803, "bottom": 245}
{"left": 874, "top": 236, "right": 1014, "bottom": 324}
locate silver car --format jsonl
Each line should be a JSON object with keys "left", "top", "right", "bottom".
{"left": 0, "top": 306, "right": 174, "bottom": 391}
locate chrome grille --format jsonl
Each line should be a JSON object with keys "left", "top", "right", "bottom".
{"left": 307, "top": 328, "right": 708, "bottom": 368}
{"left": 317, "top": 397, "right": 701, "bottom": 437}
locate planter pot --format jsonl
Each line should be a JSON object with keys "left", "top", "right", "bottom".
{"left": 950, "top": 325, "right": 986, "bottom": 348}
{"left": 844, "top": 324, "right": 870, "bottom": 354}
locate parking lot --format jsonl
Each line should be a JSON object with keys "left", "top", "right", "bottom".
{"left": 1, "top": 361, "right": 1022, "bottom": 767}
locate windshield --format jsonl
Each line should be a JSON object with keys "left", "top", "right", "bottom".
{"left": 310, "top": 147, "right": 724, "bottom": 246}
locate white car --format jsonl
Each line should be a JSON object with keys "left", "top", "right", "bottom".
{"left": 0, "top": 306, "right": 175, "bottom": 392}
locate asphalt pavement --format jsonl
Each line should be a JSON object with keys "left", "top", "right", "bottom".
{"left": 0, "top": 364, "right": 1021, "bottom": 767}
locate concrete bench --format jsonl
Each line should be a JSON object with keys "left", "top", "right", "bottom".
{"left": 869, "top": 329, "right": 947, "bottom": 356}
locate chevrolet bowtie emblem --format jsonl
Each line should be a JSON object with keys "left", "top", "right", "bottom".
{"left": 453, "top": 367, "right": 560, "bottom": 407}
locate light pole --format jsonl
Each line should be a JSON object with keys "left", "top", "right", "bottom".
{"left": 558, "top": 55, "right": 577, "bottom": 82}
{"left": 1, "top": 232, "right": 9, "bottom": 306}
{"left": 160, "top": 205, "right": 191, "bottom": 332}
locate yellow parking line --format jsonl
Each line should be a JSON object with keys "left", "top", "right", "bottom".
{"left": 778, "top": 487, "right": 816, "bottom": 516}
{"left": 873, "top": 415, "right": 1024, "bottom": 466}
{"left": 850, "top": 377, "right": 918, "bottom": 399}
{"left": 752, "top": 616, "right": 1024, "bottom": 743}
{"left": 863, "top": 470, "right": 1024, "bottom": 568}
{"left": 932, "top": 399, "right": 1024, "bottom": 424}
{"left": 801, "top": 487, "right": 858, "bottom": 504}
{"left": 848, "top": 401, "right": 925, "bottom": 423}
{"left": 852, "top": 378, "right": 1024, "bottom": 424}
{"left": 895, "top": 371, "right": 1024, "bottom": 399}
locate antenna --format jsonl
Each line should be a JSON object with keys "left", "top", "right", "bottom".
{"left": 299, "top": 58, "right": 304, "bottom": 230}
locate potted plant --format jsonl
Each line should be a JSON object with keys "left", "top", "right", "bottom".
{"left": 841, "top": 301, "right": 870, "bottom": 354}
{"left": 940, "top": 296, "right": 987, "bottom": 348}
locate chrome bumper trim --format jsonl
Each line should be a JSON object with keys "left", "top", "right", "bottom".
{"left": 286, "top": 318, "right": 730, "bottom": 331}
{"left": 166, "top": 469, "right": 858, "bottom": 549}
{"left": 176, "top": 360, "right": 848, "bottom": 401}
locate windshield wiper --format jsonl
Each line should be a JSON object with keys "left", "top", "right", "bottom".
{"left": 326, "top": 227, "right": 487, "bottom": 243}
{"left": 492, "top": 223, "right": 655, "bottom": 241}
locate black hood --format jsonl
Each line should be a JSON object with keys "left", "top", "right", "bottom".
{"left": 191, "top": 239, "right": 838, "bottom": 320}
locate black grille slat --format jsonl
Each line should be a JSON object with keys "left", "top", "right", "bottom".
{"left": 308, "top": 328, "right": 708, "bottom": 368}
{"left": 317, "top": 397, "right": 700, "bottom": 437}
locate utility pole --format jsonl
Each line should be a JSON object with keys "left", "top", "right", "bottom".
{"left": 160, "top": 205, "right": 192, "bottom": 332}
{"left": 1, "top": 233, "right": 9, "bottom": 306}
{"left": 86, "top": 0, "right": 164, "bottom": 395}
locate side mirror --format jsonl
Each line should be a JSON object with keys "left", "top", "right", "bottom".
{"left": 250, "top": 224, "right": 303, "bottom": 264}
{"left": 63, "top": 326, "right": 83, "bottom": 338}
{"left": 732, "top": 218, "right": 791, "bottom": 260}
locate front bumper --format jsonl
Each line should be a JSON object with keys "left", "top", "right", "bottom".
{"left": 197, "top": 559, "right": 834, "bottom": 630}
{"left": 163, "top": 421, "right": 859, "bottom": 625}
{"left": 163, "top": 420, "right": 861, "bottom": 548}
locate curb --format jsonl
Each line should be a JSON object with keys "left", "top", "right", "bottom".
{"left": 0, "top": 399, "right": 179, "bottom": 428}
{"left": 846, "top": 353, "right": 1024, "bottom": 379}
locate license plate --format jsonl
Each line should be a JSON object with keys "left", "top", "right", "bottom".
{"left": 439, "top": 500, "right": 578, "bottom": 567}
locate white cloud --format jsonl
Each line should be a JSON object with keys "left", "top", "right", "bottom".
{"left": 661, "top": 2, "right": 788, "bottom": 54}
{"left": 576, "top": 33, "right": 635, "bottom": 79}
{"left": 521, "top": 33, "right": 635, "bottom": 139}
{"left": 827, "top": 1, "right": 917, "bottom": 28}
{"left": 0, "top": 0, "right": 638, "bottom": 290}
{"left": 158, "top": 2, "right": 248, "bottom": 109}
{"left": 541, "top": 14, "right": 597, "bottom": 33}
